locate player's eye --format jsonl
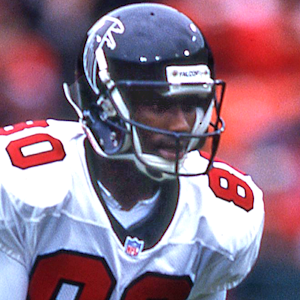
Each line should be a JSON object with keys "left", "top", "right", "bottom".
{"left": 180, "top": 104, "right": 197, "bottom": 113}
{"left": 150, "top": 103, "right": 170, "bottom": 113}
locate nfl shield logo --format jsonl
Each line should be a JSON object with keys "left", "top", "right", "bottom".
{"left": 124, "top": 236, "right": 144, "bottom": 257}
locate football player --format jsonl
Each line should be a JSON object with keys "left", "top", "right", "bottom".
{"left": 0, "top": 3, "right": 264, "bottom": 299}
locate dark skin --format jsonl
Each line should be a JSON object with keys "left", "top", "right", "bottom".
{"left": 91, "top": 101, "right": 197, "bottom": 211}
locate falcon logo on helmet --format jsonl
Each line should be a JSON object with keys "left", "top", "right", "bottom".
{"left": 84, "top": 16, "right": 125, "bottom": 94}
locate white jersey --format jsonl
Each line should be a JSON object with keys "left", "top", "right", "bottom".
{"left": 0, "top": 119, "right": 264, "bottom": 300}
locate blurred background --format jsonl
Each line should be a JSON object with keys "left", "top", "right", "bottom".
{"left": 1, "top": 0, "right": 300, "bottom": 298}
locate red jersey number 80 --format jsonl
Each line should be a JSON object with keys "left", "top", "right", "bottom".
{"left": 2, "top": 121, "right": 66, "bottom": 169}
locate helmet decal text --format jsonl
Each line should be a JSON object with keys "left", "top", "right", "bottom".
{"left": 166, "top": 65, "right": 213, "bottom": 84}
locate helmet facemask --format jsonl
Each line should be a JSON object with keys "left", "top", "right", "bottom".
{"left": 64, "top": 77, "right": 225, "bottom": 180}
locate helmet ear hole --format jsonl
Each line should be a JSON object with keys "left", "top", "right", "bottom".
{"left": 87, "top": 110, "right": 128, "bottom": 155}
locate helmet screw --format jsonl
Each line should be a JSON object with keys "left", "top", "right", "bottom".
{"left": 110, "top": 132, "right": 117, "bottom": 141}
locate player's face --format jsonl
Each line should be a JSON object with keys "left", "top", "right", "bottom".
{"left": 132, "top": 98, "right": 197, "bottom": 161}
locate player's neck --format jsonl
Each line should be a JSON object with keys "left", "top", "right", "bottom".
{"left": 88, "top": 152, "right": 160, "bottom": 211}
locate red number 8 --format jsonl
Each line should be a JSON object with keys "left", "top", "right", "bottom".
{"left": 208, "top": 167, "right": 254, "bottom": 211}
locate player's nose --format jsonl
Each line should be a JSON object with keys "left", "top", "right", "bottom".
{"left": 167, "top": 106, "right": 193, "bottom": 133}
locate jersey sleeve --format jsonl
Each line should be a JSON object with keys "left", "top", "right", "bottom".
{"left": 0, "top": 248, "right": 29, "bottom": 299}
{"left": 190, "top": 220, "right": 264, "bottom": 297}
{"left": 0, "top": 120, "right": 82, "bottom": 266}
{"left": 0, "top": 185, "right": 27, "bottom": 265}
{"left": 186, "top": 153, "right": 265, "bottom": 297}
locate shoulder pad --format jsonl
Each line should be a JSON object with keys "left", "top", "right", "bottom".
{"left": 0, "top": 120, "right": 85, "bottom": 208}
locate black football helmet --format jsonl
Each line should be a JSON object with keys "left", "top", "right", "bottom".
{"left": 64, "top": 3, "right": 226, "bottom": 180}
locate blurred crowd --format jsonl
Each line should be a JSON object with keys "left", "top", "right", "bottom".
{"left": 1, "top": 0, "right": 300, "bottom": 298}
{"left": 0, "top": 0, "right": 150, "bottom": 125}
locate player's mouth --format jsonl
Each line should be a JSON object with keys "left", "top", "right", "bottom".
{"left": 158, "top": 148, "right": 185, "bottom": 161}
{"left": 155, "top": 141, "right": 188, "bottom": 161}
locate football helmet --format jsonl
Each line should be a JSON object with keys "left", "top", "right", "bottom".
{"left": 64, "top": 3, "right": 226, "bottom": 180}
